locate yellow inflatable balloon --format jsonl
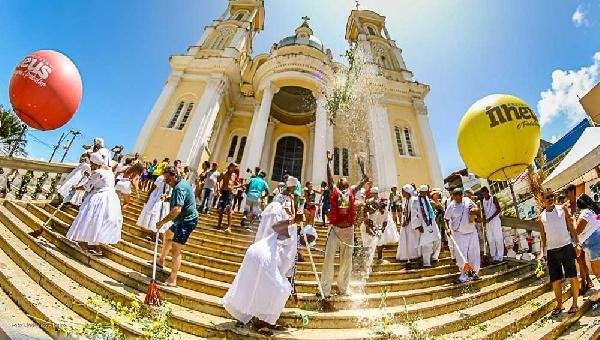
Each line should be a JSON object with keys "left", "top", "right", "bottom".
{"left": 457, "top": 94, "right": 541, "bottom": 181}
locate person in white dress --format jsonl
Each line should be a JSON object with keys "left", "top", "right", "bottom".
{"left": 137, "top": 174, "right": 172, "bottom": 237}
{"left": 115, "top": 163, "right": 144, "bottom": 208}
{"left": 69, "top": 171, "right": 90, "bottom": 206}
{"left": 414, "top": 185, "right": 442, "bottom": 267}
{"left": 362, "top": 196, "right": 399, "bottom": 264}
{"left": 444, "top": 188, "right": 481, "bottom": 283}
{"left": 66, "top": 153, "right": 123, "bottom": 256}
{"left": 223, "top": 220, "right": 315, "bottom": 336}
{"left": 57, "top": 158, "right": 91, "bottom": 200}
{"left": 480, "top": 186, "right": 504, "bottom": 263}
{"left": 396, "top": 184, "right": 421, "bottom": 262}
{"left": 254, "top": 177, "right": 296, "bottom": 242}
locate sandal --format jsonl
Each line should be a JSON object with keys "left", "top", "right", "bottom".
{"left": 568, "top": 305, "right": 578, "bottom": 314}
{"left": 551, "top": 307, "right": 563, "bottom": 316}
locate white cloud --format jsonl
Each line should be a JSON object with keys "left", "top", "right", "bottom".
{"left": 572, "top": 5, "right": 589, "bottom": 27}
{"left": 550, "top": 135, "right": 559, "bottom": 143}
{"left": 537, "top": 51, "right": 600, "bottom": 126}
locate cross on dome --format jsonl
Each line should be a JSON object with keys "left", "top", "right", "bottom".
{"left": 355, "top": 0, "right": 360, "bottom": 10}
{"left": 302, "top": 15, "right": 310, "bottom": 23}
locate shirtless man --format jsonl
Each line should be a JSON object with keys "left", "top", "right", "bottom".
{"left": 216, "top": 163, "right": 239, "bottom": 232}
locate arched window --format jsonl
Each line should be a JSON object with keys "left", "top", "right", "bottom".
{"left": 177, "top": 103, "right": 194, "bottom": 130}
{"left": 332, "top": 147, "right": 349, "bottom": 176}
{"left": 394, "top": 126, "right": 405, "bottom": 155}
{"left": 342, "top": 148, "right": 349, "bottom": 176}
{"left": 227, "top": 136, "right": 239, "bottom": 159}
{"left": 166, "top": 101, "right": 185, "bottom": 129}
{"left": 234, "top": 12, "right": 245, "bottom": 21}
{"left": 271, "top": 136, "right": 304, "bottom": 182}
{"left": 367, "top": 26, "right": 377, "bottom": 36}
{"left": 333, "top": 147, "right": 340, "bottom": 175}
{"left": 404, "top": 127, "right": 415, "bottom": 156}
{"left": 235, "top": 136, "right": 247, "bottom": 163}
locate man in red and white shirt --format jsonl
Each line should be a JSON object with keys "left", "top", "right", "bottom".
{"left": 319, "top": 150, "right": 369, "bottom": 299}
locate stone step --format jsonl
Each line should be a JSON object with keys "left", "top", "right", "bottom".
{"left": 0, "top": 202, "right": 241, "bottom": 339}
{"left": 0, "top": 207, "right": 177, "bottom": 338}
{"left": 448, "top": 281, "right": 571, "bottom": 339}
{"left": 31, "top": 202, "right": 515, "bottom": 301}
{"left": 55, "top": 204, "right": 436, "bottom": 264}
{"left": 3, "top": 202, "right": 381, "bottom": 335}
{"left": 10, "top": 200, "right": 541, "bottom": 329}
{"left": 0, "top": 232, "right": 88, "bottom": 338}
{"left": 557, "top": 299, "right": 600, "bottom": 340}
{"left": 0, "top": 284, "right": 52, "bottom": 340}
{"left": 511, "top": 285, "right": 600, "bottom": 340}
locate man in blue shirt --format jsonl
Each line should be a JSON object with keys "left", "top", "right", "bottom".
{"left": 241, "top": 171, "right": 269, "bottom": 227}
{"left": 156, "top": 165, "right": 198, "bottom": 287}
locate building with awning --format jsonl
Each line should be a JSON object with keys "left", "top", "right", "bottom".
{"left": 580, "top": 82, "right": 600, "bottom": 125}
{"left": 543, "top": 127, "right": 600, "bottom": 195}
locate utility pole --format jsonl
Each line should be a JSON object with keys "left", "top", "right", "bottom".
{"left": 8, "top": 124, "right": 27, "bottom": 157}
{"left": 48, "top": 132, "right": 66, "bottom": 163}
{"left": 60, "top": 130, "right": 81, "bottom": 163}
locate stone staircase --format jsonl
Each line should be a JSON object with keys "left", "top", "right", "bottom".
{"left": 0, "top": 192, "right": 598, "bottom": 339}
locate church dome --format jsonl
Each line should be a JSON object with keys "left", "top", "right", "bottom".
{"left": 276, "top": 17, "right": 324, "bottom": 52}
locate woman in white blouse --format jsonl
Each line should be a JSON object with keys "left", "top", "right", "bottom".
{"left": 574, "top": 193, "right": 600, "bottom": 280}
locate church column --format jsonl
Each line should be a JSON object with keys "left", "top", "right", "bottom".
{"left": 177, "top": 76, "right": 226, "bottom": 171}
{"left": 305, "top": 123, "right": 315, "bottom": 182}
{"left": 133, "top": 72, "right": 182, "bottom": 153}
{"left": 259, "top": 118, "right": 277, "bottom": 171}
{"left": 209, "top": 110, "right": 233, "bottom": 162}
{"left": 240, "top": 83, "right": 278, "bottom": 176}
{"left": 414, "top": 99, "right": 444, "bottom": 189}
{"left": 312, "top": 94, "right": 328, "bottom": 184}
{"left": 368, "top": 103, "right": 398, "bottom": 192}
{"left": 326, "top": 123, "right": 334, "bottom": 152}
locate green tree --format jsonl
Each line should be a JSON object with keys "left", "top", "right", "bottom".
{"left": 0, "top": 105, "right": 27, "bottom": 156}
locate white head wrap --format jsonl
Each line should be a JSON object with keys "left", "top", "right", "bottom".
{"left": 402, "top": 184, "right": 415, "bottom": 196}
{"left": 370, "top": 187, "right": 379, "bottom": 194}
{"left": 89, "top": 152, "right": 104, "bottom": 166}
{"left": 93, "top": 137, "right": 105, "bottom": 147}
{"left": 286, "top": 176, "right": 298, "bottom": 188}
{"left": 418, "top": 184, "right": 429, "bottom": 193}
{"left": 301, "top": 225, "right": 318, "bottom": 247}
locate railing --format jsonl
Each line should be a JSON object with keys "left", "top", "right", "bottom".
{"left": 0, "top": 156, "right": 76, "bottom": 201}
{"left": 500, "top": 215, "right": 540, "bottom": 261}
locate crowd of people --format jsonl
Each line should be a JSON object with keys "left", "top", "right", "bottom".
{"left": 29, "top": 139, "right": 600, "bottom": 334}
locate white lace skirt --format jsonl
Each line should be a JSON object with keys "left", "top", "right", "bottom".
{"left": 66, "top": 189, "right": 123, "bottom": 244}
{"left": 136, "top": 198, "right": 171, "bottom": 233}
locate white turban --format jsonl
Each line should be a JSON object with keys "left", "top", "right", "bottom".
{"left": 93, "top": 137, "right": 105, "bottom": 147}
{"left": 89, "top": 152, "right": 104, "bottom": 166}
{"left": 286, "top": 176, "right": 298, "bottom": 188}
{"left": 301, "top": 225, "right": 318, "bottom": 247}
{"left": 418, "top": 184, "right": 429, "bottom": 193}
{"left": 402, "top": 184, "right": 415, "bottom": 196}
{"left": 370, "top": 187, "right": 379, "bottom": 194}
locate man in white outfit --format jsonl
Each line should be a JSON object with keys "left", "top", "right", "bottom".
{"left": 414, "top": 185, "right": 442, "bottom": 267}
{"left": 396, "top": 184, "right": 422, "bottom": 263}
{"left": 480, "top": 186, "right": 504, "bottom": 263}
{"left": 444, "top": 188, "right": 481, "bottom": 283}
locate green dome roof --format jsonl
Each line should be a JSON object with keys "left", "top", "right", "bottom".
{"left": 278, "top": 34, "right": 324, "bottom": 51}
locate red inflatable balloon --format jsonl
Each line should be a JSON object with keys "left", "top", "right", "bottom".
{"left": 8, "top": 50, "right": 82, "bottom": 130}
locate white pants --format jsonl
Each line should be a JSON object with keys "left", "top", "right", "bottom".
{"left": 453, "top": 231, "right": 480, "bottom": 282}
{"left": 486, "top": 218, "right": 504, "bottom": 261}
{"left": 421, "top": 240, "right": 441, "bottom": 267}
{"left": 321, "top": 227, "right": 353, "bottom": 297}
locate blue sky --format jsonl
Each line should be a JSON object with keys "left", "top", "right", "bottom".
{"left": 1, "top": 0, "right": 598, "bottom": 175}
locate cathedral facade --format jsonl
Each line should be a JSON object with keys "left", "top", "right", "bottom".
{"left": 133, "top": 0, "right": 443, "bottom": 190}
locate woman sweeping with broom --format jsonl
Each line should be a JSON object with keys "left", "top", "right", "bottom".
{"left": 444, "top": 187, "right": 481, "bottom": 284}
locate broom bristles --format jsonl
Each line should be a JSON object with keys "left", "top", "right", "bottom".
{"left": 463, "top": 262, "right": 474, "bottom": 274}
{"left": 144, "top": 280, "right": 162, "bottom": 305}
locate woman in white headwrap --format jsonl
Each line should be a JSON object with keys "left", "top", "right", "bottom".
{"left": 254, "top": 176, "right": 297, "bottom": 242}
{"left": 57, "top": 156, "right": 91, "bottom": 200}
{"left": 137, "top": 172, "right": 172, "bottom": 236}
{"left": 223, "top": 220, "right": 316, "bottom": 336}
{"left": 396, "top": 184, "right": 422, "bottom": 262}
{"left": 115, "top": 163, "right": 144, "bottom": 208}
{"left": 66, "top": 152, "right": 123, "bottom": 256}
